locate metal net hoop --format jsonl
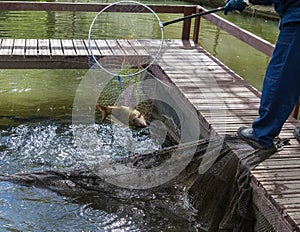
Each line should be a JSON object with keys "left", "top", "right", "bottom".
{"left": 88, "top": 0, "right": 164, "bottom": 77}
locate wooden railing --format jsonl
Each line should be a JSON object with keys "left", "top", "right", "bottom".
{"left": 0, "top": 2, "right": 275, "bottom": 55}
{"left": 0, "top": 1, "right": 198, "bottom": 41}
{"left": 0, "top": 1, "right": 298, "bottom": 119}
{"left": 0, "top": 2, "right": 273, "bottom": 52}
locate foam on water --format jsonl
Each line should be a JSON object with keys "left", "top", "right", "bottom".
{"left": 0, "top": 119, "right": 164, "bottom": 174}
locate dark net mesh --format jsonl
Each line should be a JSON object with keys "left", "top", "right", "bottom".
{"left": 253, "top": 206, "right": 276, "bottom": 232}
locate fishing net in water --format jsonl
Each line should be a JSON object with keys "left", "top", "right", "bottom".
{"left": 188, "top": 137, "right": 289, "bottom": 232}
{"left": 0, "top": 134, "right": 286, "bottom": 231}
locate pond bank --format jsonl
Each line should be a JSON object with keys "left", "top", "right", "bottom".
{"left": 185, "top": 0, "right": 278, "bottom": 20}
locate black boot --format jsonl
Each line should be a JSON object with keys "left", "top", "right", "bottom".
{"left": 237, "top": 126, "right": 274, "bottom": 149}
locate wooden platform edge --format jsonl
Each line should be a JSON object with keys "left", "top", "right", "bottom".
{"left": 156, "top": 40, "right": 300, "bottom": 231}
{"left": 251, "top": 178, "right": 298, "bottom": 231}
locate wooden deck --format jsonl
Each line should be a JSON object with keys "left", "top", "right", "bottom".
{"left": 154, "top": 39, "right": 300, "bottom": 231}
{"left": 0, "top": 38, "right": 158, "bottom": 69}
{"left": 0, "top": 36, "right": 299, "bottom": 230}
{"left": 0, "top": 38, "right": 94, "bottom": 69}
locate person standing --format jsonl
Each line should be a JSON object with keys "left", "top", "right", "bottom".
{"left": 224, "top": 0, "right": 300, "bottom": 148}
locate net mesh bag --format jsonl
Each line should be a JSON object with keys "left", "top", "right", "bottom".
{"left": 188, "top": 136, "right": 281, "bottom": 232}
{"left": 95, "top": 71, "right": 157, "bottom": 122}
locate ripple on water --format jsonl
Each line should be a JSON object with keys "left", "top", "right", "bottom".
{"left": 0, "top": 119, "right": 164, "bottom": 174}
{"left": 0, "top": 119, "right": 202, "bottom": 231}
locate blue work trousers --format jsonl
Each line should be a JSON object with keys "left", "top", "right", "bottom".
{"left": 253, "top": 24, "right": 300, "bottom": 147}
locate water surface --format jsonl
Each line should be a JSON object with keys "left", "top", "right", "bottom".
{"left": 0, "top": 119, "right": 202, "bottom": 231}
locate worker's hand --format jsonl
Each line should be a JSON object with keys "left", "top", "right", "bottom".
{"left": 224, "top": 0, "right": 248, "bottom": 15}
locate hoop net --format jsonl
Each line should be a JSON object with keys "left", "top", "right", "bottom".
{"left": 96, "top": 71, "right": 155, "bottom": 120}
{"left": 88, "top": 1, "right": 163, "bottom": 77}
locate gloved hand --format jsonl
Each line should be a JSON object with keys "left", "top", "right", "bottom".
{"left": 224, "top": 0, "right": 248, "bottom": 15}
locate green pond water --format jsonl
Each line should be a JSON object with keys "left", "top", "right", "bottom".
{"left": 0, "top": 0, "right": 280, "bottom": 231}
{"left": 0, "top": 1, "right": 279, "bottom": 119}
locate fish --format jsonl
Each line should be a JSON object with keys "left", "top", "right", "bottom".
{"left": 96, "top": 104, "right": 147, "bottom": 128}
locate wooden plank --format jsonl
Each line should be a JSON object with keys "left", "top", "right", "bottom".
{"left": 105, "top": 39, "right": 125, "bottom": 56}
{"left": 183, "top": 91, "right": 257, "bottom": 98}
{"left": 252, "top": 170, "right": 300, "bottom": 182}
{"left": 94, "top": 40, "right": 112, "bottom": 56}
{"left": 255, "top": 164, "right": 300, "bottom": 171}
{"left": 260, "top": 158, "right": 300, "bottom": 166}
{"left": 273, "top": 194, "right": 300, "bottom": 200}
{"left": 0, "top": 39, "right": 13, "bottom": 56}
{"left": 188, "top": 98, "right": 260, "bottom": 105}
{"left": 12, "top": 39, "right": 25, "bottom": 56}
{"left": 50, "top": 39, "right": 63, "bottom": 56}
{"left": 264, "top": 188, "right": 300, "bottom": 195}
{"left": 195, "top": 103, "right": 259, "bottom": 110}
{"left": 259, "top": 181, "right": 300, "bottom": 193}
{"left": 160, "top": 51, "right": 211, "bottom": 58}
{"left": 165, "top": 70, "right": 226, "bottom": 76}
{"left": 25, "top": 39, "right": 37, "bottom": 56}
{"left": 285, "top": 211, "right": 300, "bottom": 221}
{"left": 168, "top": 75, "right": 237, "bottom": 81}
{"left": 165, "top": 59, "right": 217, "bottom": 66}
{"left": 252, "top": 168, "right": 300, "bottom": 175}
{"left": 139, "top": 39, "right": 163, "bottom": 48}
{"left": 61, "top": 39, "right": 76, "bottom": 56}
{"left": 138, "top": 39, "right": 162, "bottom": 57}
{"left": 164, "top": 39, "right": 196, "bottom": 48}
{"left": 117, "top": 40, "right": 137, "bottom": 55}
{"left": 38, "top": 39, "right": 50, "bottom": 56}
{"left": 128, "top": 40, "right": 149, "bottom": 56}
{"left": 85, "top": 39, "right": 101, "bottom": 56}
{"left": 73, "top": 39, "right": 88, "bottom": 56}
{"left": 256, "top": 162, "right": 300, "bottom": 170}
{"left": 275, "top": 198, "right": 300, "bottom": 207}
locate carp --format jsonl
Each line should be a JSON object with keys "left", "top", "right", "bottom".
{"left": 97, "top": 104, "right": 147, "bottom": 128}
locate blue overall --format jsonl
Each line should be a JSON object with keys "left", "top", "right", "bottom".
{"left": 250, "top": 0, "right": 300, "bottom": 146}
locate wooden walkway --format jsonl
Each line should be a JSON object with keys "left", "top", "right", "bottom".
{"left": 0, "top": 38, "right": 159, "bottom": 69}
{"left": 0, "top": 37, "right": 300, "bottom": 230}
{"left": 0, "top": 38, "right": 98, "bottom": 69}
{"left": 154, "top": 40, "right": 300, "bottom": 231}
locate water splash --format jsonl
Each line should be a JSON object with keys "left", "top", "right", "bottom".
{"left": 0, "top": 119, "right": 202, "bottom": 231}
{"left": 0, "top": 120, "right": 78, "bottom": 174}
{"left": 0, "top": 119, "right": 163, "bottom": 174}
